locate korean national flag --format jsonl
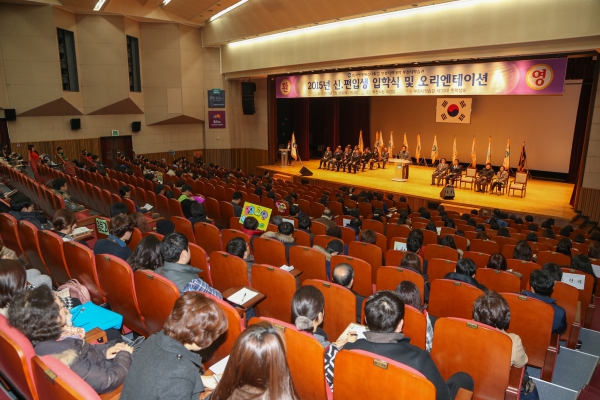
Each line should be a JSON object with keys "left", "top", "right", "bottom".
{"left": 436, "top": 98, "right": 472, "bottom": 124}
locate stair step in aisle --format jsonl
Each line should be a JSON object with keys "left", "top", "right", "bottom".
{"left": 530, "top": 378, "right": 578, "bottom": 400}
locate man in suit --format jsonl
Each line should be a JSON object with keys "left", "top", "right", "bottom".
{"left": 475, "top": 163, "right": 495, "bottom": 192}
{"left": 431, "top": 158, "right": 449, "bottom": 186}
{"left": 332, "top": 263, "right": 364, "bottom": 323}
{"left": 380, "top": 147, "right": 390, "bottom": 169}
{"left": 445, "top": 159, "right": 462, "bottom": 185}
{"left": 349, "top": 146, "right": 361, "bottom": 174}
{"left": 328, "top": 146, "right": 343, "bottom": 171}
{"left": 398, "top": 145, "right": 411, "bottom": 162}
{"left": 231, "top": 191, "right": 243, "bottom": 217}
{"left": 522, "top": 270, "right": 567, "bottom": 334}
{"left": 361, "top": 147, "right": 372, "bottom": 172}
{"left": 369, "top": 147, "right": 380, "bottom": 169}
{"left": 319, "top": 146, "right": 333, "bottom": 169}
{"left": 314, "top": 208, "right": 336, "bottom": 228}
{"left": 339, "top": 147, "right": 351, "bottom": 172}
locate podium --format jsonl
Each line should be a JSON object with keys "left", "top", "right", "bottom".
{"left": 392, "top": 159, "right": 410, "bottom": 182}
{"left": 279, "top": 149, "right": 290, "bottom": 167}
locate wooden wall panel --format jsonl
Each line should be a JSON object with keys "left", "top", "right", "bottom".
{"left": 577, "top": 187, "right": 600, "bottom": 223}
{"left": 12, "top": 138, "right": 101, "bottom": 162}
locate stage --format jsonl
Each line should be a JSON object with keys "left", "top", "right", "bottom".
{"left": 255, "top": 160, "right": 578, "bottom": 223}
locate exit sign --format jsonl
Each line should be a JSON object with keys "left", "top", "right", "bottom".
{"left": 112, "top": 130, "right": 119, "bottom": 136}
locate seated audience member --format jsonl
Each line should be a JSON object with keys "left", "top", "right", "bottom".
{"left": 571, "top": 254, "right": 597, "bottom": 293}
{"left": 261, "top": 222, "right": 297, "bottom": 261}
{"left": 497, "top": 227, "right": 511, "bottom": 238}
{"left": 573, "top": 233, "right": 586, "bottom": 244}
{"left": 110, "top": 202, "right": 129, "bottom": 217}
{"left": 9, "top": 195, "right": 47, "bottom": 230}
{"left": 476, "top": 231, "right": 489, "bottom": 241}
{"left": 158, "top": 233, "right": 221, "bottom": 297}
{"left": 210, "top": 321, "right": 300, "bottom": 400}
{"left": 52, "top": 178, "right": 85, "bottom": 212}
{"left": 131, "top": 212, "right": 150, "bottom": 233}
{"left": 444, "top": 258, "right": 487, "bottom": 291}
{"left": 400, "top": 253, "right": 430, "bottom": 302}
{"left": 187, "top": 201, "right": 211, "bottom": 226}
{"left": 526, "top": 233, "right": 538, "bottom": 243}
{"left": 555, "top": 240, "right": 572, "bottom": 258}
{"left": 292, "top": 286, "right": 332, "bottom": 348}
{"left": 360, "top": 229, "right": 377, "bottom": 245}
{"left": 590, "top": 242, "right": 600, "bottom": 259}
{"left": 226, "top": 237, "right": 254, "bottom": 282}
{"left": 178, "top": 184, "right": 195, "bottom": 202}
{"left": 332, "top": 263, "right": 364, "bottom": 323}
{"left": 406, "top": 235, "right": 428, "bottom": 272}
{"left": 0, "top": 260, "right": 27, "bottom": 317}
{"left": 486, "top": 253, "right": 522, "bottom": 278}
{"left": 527, "top": 223, "right": 539, "bottom": 233}
{"left": 343, "top": 291, "right": 474, "bottom": 400}
{"left": 156, "top": 219, "right": 175, "bottom": 236}
{"left": 231, "top": 191, "right": 243, "bottom": 217}
{"left": 559, "top": 226, "right": 573, "bottom": 238}
{"left": 270, "top": 215, "right": 283, "bottom": 227}
{"left": 127, "top": 236, "right": 163, "bottom": 272}
{"left": 9, "top": 286, "right": 133, "bottom": 394}
{"left": 313, "top": 238, "right": 344, "bottom": 276}
{"left": 542, "top": 262, "right": 563, "bottom": 281}
{"left": 314, "top": 208, "right": 336, "bottom": 228}
{"left": 541, "top": 228, "right": 555, "bottom": 239}
{"left": 348, "top": 218, "right": 362, "bottom": 240}
{"left": 523, "top": 270, "right": 567, "bottom": 334}
{"left": 52, "top": 209, "right": 81, "bottom": 243}
{"left": 440, "top": 235, "right": 462, "bottom": 258}
{"left": 242, "top": 216, "right": 263, "bottom": 251}
{"left": 121, "top": 292, "right": 228, "bottom": 400}
{"left": 154, "top": 184, "right": 165, "bottom": 196}
{"left": 298, "top": 216, "right": 315, "bottom": 246}
{"left": 93, "top": 214, "right": 134, "bottom": 261}
{"left": 473, "top": 292, "right": 530, "bottom": 372}
{"left": 395, "top": 281, "right": 434, "bottom": 352}
{"left": 513, "top": 240, "right": 533, "bottom": 262}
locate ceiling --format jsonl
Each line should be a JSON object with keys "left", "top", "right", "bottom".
{"left": 1, "top": 0, "right": 457, "bottom": 44}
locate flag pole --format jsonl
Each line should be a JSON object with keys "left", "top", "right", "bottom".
{"left": 522, "top": 141, "right": 532, "bottom": 180}
{"left": 417, "top": 133, "right": 427, "bottom": 167}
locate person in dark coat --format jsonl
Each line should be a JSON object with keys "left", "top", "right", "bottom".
{"left": 332, "top": 263, "right": 364, "bottom": 323}
{"left": 8, "top": 286, "right": 133, "bottom": 394}
{"left": 342, "top": 291, "right": 474, "bottom": 400}
{"left": 121, "top": 292, "right": 228, "bottom": 400}
{"left": 522, "top": 269, "right": 567, "bottom": 334}
{"left": 260, "top": 222, "right": 297, "bottom": 263}
{"left": 9, "top": 195, "right": 47, "bottom": 230}
{"left": 231, "top": 191, "right": 243, "bottom": 217}
{"left": 93, "top": 214, "right": 134, "bottom": 261}
{"left": 444, "top": 258, "right": 487, "bottom": 292}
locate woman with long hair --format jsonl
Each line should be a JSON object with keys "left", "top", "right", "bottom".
{"left": 127, "top": 235, "right": 163, "bottom": 271}
{"left": 395, "top": 281, "right": 434, "bottom": 352}
{"left": 210, "top": 322, "right": 300, "bottom": 400}
{"left": 52, "top": 208, "right": 79, "bottom": 242}
{"left": 400, "top": 253, "right": 430, "bottom": 302}
{"left": 0, "top": 259, "right": 27, "bottom": 317}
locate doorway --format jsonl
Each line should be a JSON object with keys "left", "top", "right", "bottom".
{"left": 0, "top": 118, "right": 10, "bottom": 151}
{"left": 100, "top": 135, "right": 133, "bottom": 169}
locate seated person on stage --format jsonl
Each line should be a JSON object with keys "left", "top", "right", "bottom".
{"left": 431, "top": 158, "right": 449, "bottom": 186}
{"left": 445, "top": 159, "right": 462, "bottom": 185}
{"left": 490, "top": 166, "right": 509, "bottom": 194}
{"left": 342, "top": 291, "right": 474, "bottom": 400}
{"left": 332, "top": 263, "right": 364, "bottom": 323}
{"left": 158, "top": 232, "right": 222, "bottom": 298}
{"left": 348, "top": 146, "right": 361, "bottom": 174}
{"left": 318, "top": 146, "right": 332, "bottom": 169}
{"left": 397, "top": 145, "right": 411, "bottom": 162}
{"left": 361, "top": 147, "right": 372, "bottom": 172}
{"left": 328, "top": 146, "right": 343, "bottom": 171}
{"left": 444, "top": 258, "right": 487, "bottom": 291}
{"left": 523, "top": 269, "right": 567, "bottom": 334}
{"left": 379, "top": 147, "right": 390, "bottom": 169}
{"left": 340, "top": 146, "right": 352, "bottom": 172}
{"left": 231, "top": 191, "right": 243, "bottom": 217}
{"left": 475, "top": 163, "right": 495, "bottom": 192}
{"left": 369, "top": 147, "right": 380, "bottom": 169}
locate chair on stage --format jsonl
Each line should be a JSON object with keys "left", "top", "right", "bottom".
{"left": 509, "top": 172, "right": 528, "bottom": 198}
{"left": 459, "top": 168, "right": 477, "bottom": 190}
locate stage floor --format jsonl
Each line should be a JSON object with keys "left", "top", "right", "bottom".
{"left": 256, "top": 160, "right": 578, "bottom": 222}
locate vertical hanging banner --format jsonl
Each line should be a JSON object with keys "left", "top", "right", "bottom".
{"left": 436, "top": 98, "right": 472, "bottom": 124}
{"left": 276, "top": 58, "right": 567, "bottom": 98}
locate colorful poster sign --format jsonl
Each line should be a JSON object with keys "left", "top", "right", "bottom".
{"left": 239, "top": 202, "right": 272, "bottom": 231}
{"left": 276, "top": 58, "right": 567, "bottom": 98}
{"left": 96, "top": 218, "right": 109, "bottom": 236}
{"left": 208, "top": 89, "right": 226, "bottom": 108}
{"left": 208, "top": 111, "right": 226, "bottom": 128}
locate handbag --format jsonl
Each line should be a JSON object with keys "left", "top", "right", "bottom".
{"left": 71, "top": 302, "right": 123, "bottom": 332}
{"left": 58, "top": 279, "right": 91, "bottom": 304}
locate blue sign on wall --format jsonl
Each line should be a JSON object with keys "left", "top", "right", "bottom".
{"left": 208, "top": 89, "right": 225, "bottom": 108}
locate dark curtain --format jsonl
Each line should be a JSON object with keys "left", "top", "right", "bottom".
{"left": 309, "top": 98, "right": 339, "bottom": 157}
{"left": 566, "top": 57, "right": 598, "bottom": 206}
{"left": 267, "top": 77, "right": 278, "bottom": 164}
{"left": 290, "top": 98, "right": 310, "bottom": 161}
{"left": 339, "top": 97, "right": 370, "bottom": 149}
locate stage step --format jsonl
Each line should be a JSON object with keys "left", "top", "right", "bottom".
{"left": 580, "top": 329, "right": 600, "bottom": 357}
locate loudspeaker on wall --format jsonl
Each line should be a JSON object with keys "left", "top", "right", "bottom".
{"left": 70, "top": 118, "right": 81, "bottom": 130}
{"left": 440, "top": 186, "right": 455, "bottom": 200}
{"left": 299, "top": 167, "right": 313, "bottom": 176}
{"left": 4, "top": 109, "right": 16, "bottom": 121}
{"left": 241, "top": 82, "right": 256, "bottom": 115}
{"left": 131, "top": 121, "right": 141, "bottom": 132}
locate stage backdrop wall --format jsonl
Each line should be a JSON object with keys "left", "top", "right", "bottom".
{"left": 370, "top": 81, "right": 582, "bottom": 173}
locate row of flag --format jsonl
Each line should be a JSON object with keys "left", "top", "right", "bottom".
{"left": 293, "top": 130, "right": 527, "bottom": 171}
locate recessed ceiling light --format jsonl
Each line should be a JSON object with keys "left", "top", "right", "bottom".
{"left": 93, "top": 0, "right": 106, "bottom": 10}
{"left": 209, "top": 0, "right": 248, "bottom": 22}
